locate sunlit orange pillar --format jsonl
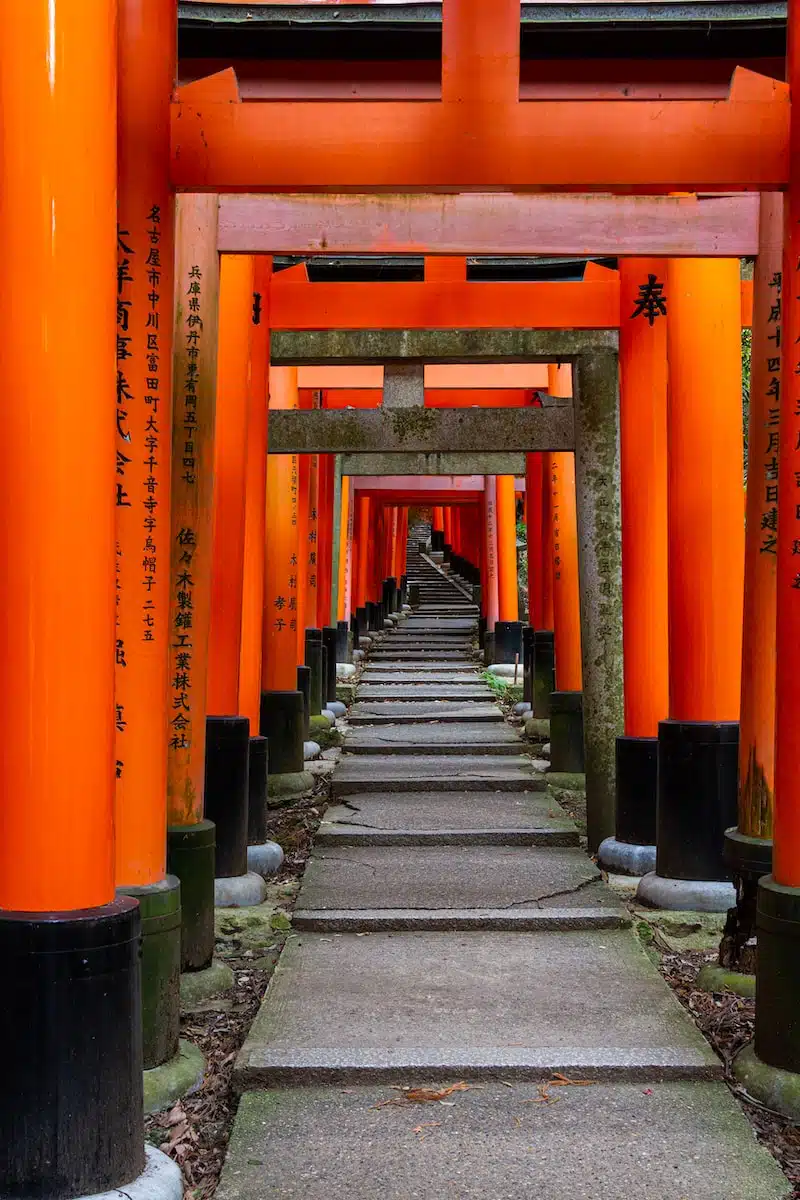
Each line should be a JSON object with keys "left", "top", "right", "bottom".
{"left": 525, "top": 454, "right": 545, "bottom": 627}
{"left": 303, "top": 453, "right": 320, "bottom": 631}
{"left": 207, "top": 255, "right": 254, "bottom": 716}
{"left": 742, "top": 2, "right": 800, "bottom": 1087}
{"left": 114, "top": 0, "right": 182, "bottom": 1071}
{"left": 638, "top": 259, "right": 744, "bottom": 909}
{"left": 483, "top": 477, "right": 500, "bottom": 632}
{"left": 317, "top": 455, "right": 335, "bottom": 628}
{"left": 263, "top": 369, "right": 301, "bottom": 690}
{"left": 239, "top": 258, "right": 272, "bottom": 731}
{"left": 338, "top": 475, "right": 354, "bottom": 622}
{"left": 599, "top": 260, "right": 669, "bottom": 872}
{"left": 541, "top": 456, "right": 555, "bottom": 630}
{"left": 432, "top": 504, "right": 445, "bottom": 553}
{"left": 550, "top": 453, "right": 583, "bottom": 690}
{"left": 496, "top": 475, "right": 519, "bottom": 622}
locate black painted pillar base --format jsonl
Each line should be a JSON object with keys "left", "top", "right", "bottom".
{"left": 533, "top": 630, "right": 555, "bottom": 718}
{"left": 400, "top": 574, "right": 408, "bottom": 606}
{"left": 117, "top": 876, "right": 181, "bottom": 1071}
{"left": 494, "top": 620, "right": 523, "bottom": 665}
{"left": 550, "top": 691, "right": 585, "bottom": 773}
{"left": 322, "top": 626, "right": 338, "bottom": 703}
{"left": 355, "top": 606, "right": 368, "bottom": 636}
{"left": 483, "top": 630, "right": 495, "bottom": 667}
{"left": 259, "top": 689, "right": 305, "bottom": 774}
{"left": 0, "top": 898, "right": 145, "bottom": 1198}
{"left": 204, "top": 715, "right": 250, "bottom": 879}
{"left": 247, "top": 735, "right": 269, "bottom": 845}
{"left": 167, "top": 819, "right": 215, "bottom": 972}
{"left": 408, "top": 582, "right": 420, "bottom": 609}
{"left": 365, "top": 600, "right": 378, "bottom": 632}
{"left": 296, "top": 664, "right": 311, "bottom": 738}
{"left": 336, "top": 619, "right": 350, "bottom": 663}
{"left": 442, "top": 541, "right": 452, "bottom": 563}
{"left": 597, "top": 736, "right": 657, "bottom": 876}
{"left": 719, "top": 828, "right": 773, "bottom": 973}
{"left": 431, "top": 529, "right": 444, "bottom": 552}
{"left": 522, "top": 626, "right": 535, "bottom": 707}
{"left": 472, "top": 583, "right": 482, "bottom": 610}
{"left": 304, "top": 628, "right": 324, "bottom": 715}
{"left": 656, "top": 719, "right": 739, "bottom": 881}
{"left": 756, "top": 877, "right": 800, "bottom": 1072}
{"left": 478, "top": 615, "right": 487, "bottom": 649}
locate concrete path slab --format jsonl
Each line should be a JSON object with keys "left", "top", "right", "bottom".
{"left": 332, "top": 754, "right": 542, "bottom": 793}
{"left": 345, "top": 723, "right": 522, "bottom": 755}
{"left": 218, "top": 1082, "right": 790, "bottom": 1200}
{"left": 357, "top": 672, "right": 482, "bottom": 684}
{"left": 295, "top": 844, "right": 620, "bottom": 913}
{"left": 366, "top": 652, "right": 476, "bottom": 663}
{"left": 234, "top": 929, "right": 719, "bottom": 1086}
{"left": 357, "top": 686, "right": 493, "bottom": 702}
{"left": 318, "top": 790, "right": 576, "bottom": 845}
{"left": 360, "top": 663, "right": 480, "bottom": 674}
{"left": 348, "top": 701, "right": 503, "bottom": 724}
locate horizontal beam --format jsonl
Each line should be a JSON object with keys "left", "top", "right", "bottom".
{"left": 268, "top": 407, "right": 574, "bottom": 453}
{"left": 342, "top": 453, "right": 525, "bottom": 475}
{"left": 221, "top": 193, "right": 760, "bottom": 256}
{"left": 171, "top": 69, "right": 788, "bottom": 193}
{"left": 271, "top": 328, "right": 618, "bottom": 364}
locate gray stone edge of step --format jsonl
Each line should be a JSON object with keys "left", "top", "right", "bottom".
{"left": 315, "top": 828, "right": 578, "bottom": 847}
{"left": 331, "top": 778, "right": 546, "bottom": 795}
{"left": 233, "top": 1046, "right": 721, "bottom": 1089}
{"left": 344, "top": 744, "right": 524, "bottom": 756}
{"left": 292, "top": 906, "right": 629, "bottom": 932}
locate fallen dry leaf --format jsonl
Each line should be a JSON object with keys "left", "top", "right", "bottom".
{"left": 375, "top": 1081, "right": 473, "bottom": 1108}
{"left": 412, "top": 1122, "right": 442, "bottom": 1134}
{"left": 549, "top": 1072, "right": 595, "bottom": 1088}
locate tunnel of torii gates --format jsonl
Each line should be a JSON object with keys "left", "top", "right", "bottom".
{"left": 7, "top": 0, "right": 800, "bottom": 1192}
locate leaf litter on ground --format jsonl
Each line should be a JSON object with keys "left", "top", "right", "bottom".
{"left": 374, "top": 1081, "right": 475, "bottom": 1109}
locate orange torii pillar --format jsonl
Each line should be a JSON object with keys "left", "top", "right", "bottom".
{"left": 338, "top": 473, "right": 355, "bottom": 626}
{"left": 239, "top": 257, "right": 272, "bottom": 856}
{"left": 736, "top": 14, "right": 800, "bottom": 1099}
{"left": 205, "top": 254, "right": 265, "bottom": 903}
{"left": 493, "top": 475, "right": 522, "bottom": 665}
{"left": 524, "top": 452, "right": 555, "bottom": 719}
{"left": 637, "top": 259, "right": 744, "bottom": 910}
{"left": 317, "top": 455, "right": 335, "bottom": 630}
{"left": 482, "top": 476, "right": 501, "bottom": 662}
{"left": 431, "top": 504, "right": 446, "bottom": 554}
{"left": 443, "top": 505, "right": 454, "bottom": 560}
{"left": 165, "top": 194, "right": 220, "bottom": 980}
{"left": 0, "top": 5, "right": 153, "bottom": 1193}
{"left": 549, "top": 446, "right": 585, "bottom": 775}
{"left": 598, "top": 259, "right": 669, "bottom": 876}
{"left": 261, "top": 368, "right": 314, "bottom": 800}
{"left": 355, "top": 493, "right": 372, "bottom": 635}
{"left": 114, "top": 0, "right": 181, "bottom": 1074}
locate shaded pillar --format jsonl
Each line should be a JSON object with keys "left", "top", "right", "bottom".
{"left": 114, "top": 0, "right": 182, "bottom": 1071}
{"left": 356, "top": 494, "right": 372, "bottom": 609}
{"left": 483, "top": 476, "right": 500, "bottom": 632}
{"left": 599, "top": 259, "right": 669, "bottom": 876}
{"left": 721, "top": 197, "right": 781, "bottom": 969}
{"left": 550, "top": 452, "right": 583, "bottom": 692}
{"left": 638, "top": 260, "right": 744, "bottom": 910}
{"left": 317, "top": 455, "right": 335, "bottom": 630}
{"left": 166, "top": 194, "right": 221, "bottom": 971}
{"left": 338, "top": 473, "right": 354, "bottom": 624}
{"left": 573, "top": 351, "right": 624, "bottom": 852}
{"left": 432, "top": 504, "right": 445, "bottom": 553}
{"left": 496, "top": 475, "right": 519, "bottom": 621}
{"left": 304, "top": 453, "right": 320, "bottom": 631}
{"left": 263, "top": 368, "right": 301, "bottom": 691}
{"left": 0, "top": 2, "right": 149, "bottom": 1194}
{"left": 525, "top": 453, "right": 545, "bottom": 628}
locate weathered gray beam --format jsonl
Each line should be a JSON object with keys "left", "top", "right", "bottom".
{"left": 271, "top": 328, "right": 617, "bottom": 366}
{"left": 573, "top": 351, "right": 624, "bottom": 854}
{"left": 269, "top": 406, "right": 574, "bottom": 455}
{"left": 341, "top": 452, "right": 525, "bottom": 476}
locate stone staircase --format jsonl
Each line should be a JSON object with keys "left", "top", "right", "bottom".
{"left": 218, "top": 525, "right": 789, "bottom": 1200}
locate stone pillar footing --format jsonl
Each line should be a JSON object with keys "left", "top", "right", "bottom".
{"left": 166, "top": 820, "right": 216, "bottom": 974}
{"left": 597, "top": 836, "right": 656, "bottom": 877}
{"left": 143, "top": 1039, "right": 206, "bottom": 1116}
{"left": 214, "top": 872, "right": 268, "bottom": 908}
{"left": 247, "top": 841, "right": 285, "bottom": 879}
{"left": 635, "top": 871, "right": 736, "bottom": 913}
{"left": 73, "top": 1146, "right": 183, "bottom": 1200}
{"left": 733, "top": 1042, "right": 800, "bottom": 1121}
{"left": 117, "top": 876, "right": 182, "bottom": 1070}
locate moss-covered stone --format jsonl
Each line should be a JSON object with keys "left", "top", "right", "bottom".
{"left": 696, "top": 963, "right": 756, "bottom": 999}
{"left": 524, "top": 717, "right": 551, "bottom": 741}
{"left": 142, "top": 1039, "right": 205, "bottom": 1115}
{"left": 336, "top": 682, "right": 356, "bottom": 704}
{"left": 268, "top": 770, "right": 314, "bottom": 806}
{"left": 733, "top": 1042, "right": 800, "bottom": 1120}
{"left": 179, "top": 959, "right": 234, "bottom": 1008}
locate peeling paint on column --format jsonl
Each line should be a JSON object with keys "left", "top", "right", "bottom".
{"left": 573, "top": 350, "right": 624, "bottom": 852}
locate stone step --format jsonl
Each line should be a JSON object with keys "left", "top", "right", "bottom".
{"left": 348, "top": 702, "right": 504, "bottom": 723}
{"left": 218, "top": 1083, "right": 789, "bottom": 1200}
{"left": 365, "top": 654, "right": 478, "bottom": 664}
{"left": 357, "top": 673, "right": 484, "bottom": 684}
{"left": 293, "top": 908, "right": 629, "bottom": 932}
{"left": 317, "top": 789, "right": 576, "bottom": 846}
{"left": 332, "top": 753, "right": 540, "bottom": 793}
{"left": 295, "top": 844, "right": 619, "bottom": 918}
{"left": 232, "top": 929, "right": 720, "bottom": 1088}
{"left": 360, "top": 662, "right": 482, "bottom": 674}
{"left": 357, "top": 687, "right": 494, "bottom": 701}
{"left": 345, "top": 723, "right": 523, "bottom": 754}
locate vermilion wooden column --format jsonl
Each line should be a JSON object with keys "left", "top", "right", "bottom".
{"left": 317, "top": 455, "right": 335, "bottom": 628}
{"left": 207, "top": 254, "right": 254, "bottom": 715}
{"left": 443, "top": 505, "right": 453, "bottom": 549}
{"left": 483, "top": 477, "right": 500, "bottom": 631}
{"left": 638, "top": 258, "right": 744, "bottom": 910}
{"left": 599, "top": 260, "right": 669, "bottom": 873}
{"left": 303, "top": 453, "right": 320, "bottom": 631}
{"left": 0, "top": 4, "right": 147, "bottom": 1191}
{"left": 541, "top": 455, "right": 555, "bottom": 630}
{"left": 550, "top": 453, "right": 583, "bottom": 690}
{"left": 239, "top": 257, "right": 272, "bottom": 730}
{"left": 338, "top": 474, "right": 354, "bottom": 622}
{"left": 263, "top": 368, "right": 301, "bottom": 690}
{"left": 525, "top": 453, "right": 545, "bottom": 627}
{"left": 496, "top": 475, "right": 519, "bottom": 622}
{"left": 356, "top": 494, "right": 371, "bottom": 609}
{"left": 432, "top": 504, "right": 445, "bottom": 552}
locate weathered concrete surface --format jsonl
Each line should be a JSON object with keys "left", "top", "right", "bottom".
{"left": 271, "top": 327, "right": 618, "bottom": 365}
{"left": 234, "top": 929, "right": 718, "bottom": 1085}
{"left": 218, "top": 1083, "right": 791, "bottom": 1200}
{"left": 332, "top": 754, "right": 542, "bottom": 794}
{"left": 573, "top": 350, "right": 624, "bottom": 852}
{"left": 345, "top": 722, "right": 522, "bottom": 754}
{"left": 296, "top": 844, "right": 618, "bottom": 914}
{"left": 360, "top": 663, "right": 481, "bottom": 675}
{"left": 342, "top": 451, "right": 526, "bottom": 476}
{"left": 319, "top": 790, "right": 577, "bottom": 844}
{"left": 358, "top": 686, "right": 494, "bottom": 702}
{"left": 366, "top": 651, "right": 476, "bottom": 662}
{"left": 348, "top": 701, "right": 503, "bottom": 724}
{"left": 268, "top": 405, "right": 574, "bottom": 454}
{"left": 293, "top": 908, "right": 630, "bottom": 932}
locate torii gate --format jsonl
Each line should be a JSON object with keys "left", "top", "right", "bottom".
{"left": 2, "top": 3, "right": 800, "bottom": 1196}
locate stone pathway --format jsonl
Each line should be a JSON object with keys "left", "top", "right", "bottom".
{"left": 219, "top": 542, "right": 789, "bottom": 1199}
